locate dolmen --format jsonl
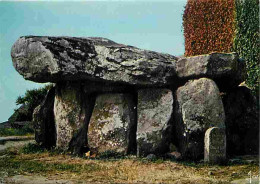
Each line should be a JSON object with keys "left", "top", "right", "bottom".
{"left": 11, "top": 36, "right": 259, "bottom": 163}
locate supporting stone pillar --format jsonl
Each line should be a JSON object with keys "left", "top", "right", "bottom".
{"left": 33, "top": 86, "right": 56, "bottom": 148}
{"left": 174, "top": 78, "right": 225, "bottom": 160}
{"left": 204, "top": 127, "right": 226, "bottom": 164}
{"left": 137, "top": 89, "right": 174, "bottom": 157}
{"left": 88, "top": 93, "right": 136, "bottom": 155}
{"left": 54, "top": 82, "right": 94, "bottom": 154}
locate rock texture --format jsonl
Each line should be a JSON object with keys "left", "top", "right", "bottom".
{"left": 204, "top": 127, "right": 226, "bottom": 164}
{"left": 33, "top": 86, "right": 56, "bottom": 148}
{"left": 176, "top": 53, "right": 246, "bottom": 89}
{"left": 10, "top": 36, "right": 252, "bottom": 162}
{"left": 11, "top": 36, "right": 178, "bottom": 86}
{"left": 137, "top": 89, "right": 173, "bottom": 156}
{"left": 174, "top": 78, "right": 225, "bottom": 160}
{"left": 223, "top": 86, "right": 259, "bottom": 155}
{"left": 88, "top": 93, "right": 136, "bottom": 154}
{"left": 54, "top": 82, "right": 95, "bottom": 154}
{"left": 11, "top": 36, "right": 245, "bottom": 88}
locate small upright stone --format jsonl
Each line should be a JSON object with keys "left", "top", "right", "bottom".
{"left": 204, "top": 127, "right": 226, "bottom": 164}
{"left": 137, "top": 89, "right": 174, "bottom": 156}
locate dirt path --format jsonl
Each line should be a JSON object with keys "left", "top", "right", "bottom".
{"left": 4, "top": 175, "right": 75, "bottom": 184}
{"left": 0, "top": 136, "right": 34, "bottom": 152}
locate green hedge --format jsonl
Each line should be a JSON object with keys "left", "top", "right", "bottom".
{"left": 183, "top": 0, "right": 259, "bottom": 92}
{"left": 233, "top": 0, "right": 259, "bottom": 93}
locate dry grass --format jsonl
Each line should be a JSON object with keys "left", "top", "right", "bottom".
{"left": 0, "top": 146, "right": 259, "bottom": 184}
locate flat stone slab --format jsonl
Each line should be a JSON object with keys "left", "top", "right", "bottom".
{"left": 11, "top": 36, "right": 178, "bottom": 86}
{"left": 11, "top": 36, "right": 245, "bottom": 88}
{"left": 176, "top": 52, "right": 246, "bottom": 88}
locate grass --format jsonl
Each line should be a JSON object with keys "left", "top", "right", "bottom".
{"left": 0, "top": 126, "right": 34, "bottom": 137}
{"left": 0, "top": 143, "right": 259, "bottom": 184}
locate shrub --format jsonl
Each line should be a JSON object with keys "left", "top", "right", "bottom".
{"left": 183, "top": 0, "right": 259, "bottom": 92}
{"left": 9, "top": 84, "right": 54, "bottom": 123}
{"left": 16, "top": 84, "right": 53, "bottom": 110}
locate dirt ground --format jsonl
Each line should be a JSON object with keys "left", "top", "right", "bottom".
{"left": 0, "top": 138, "right": 259, "bottom": 184}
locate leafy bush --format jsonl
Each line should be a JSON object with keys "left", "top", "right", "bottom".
{"left": 183, "top": 0, "right": 259, "bottom": 92}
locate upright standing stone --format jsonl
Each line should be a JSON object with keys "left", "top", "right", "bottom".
{"left": 88, "top": 93, "right": 136, "bottom": 154}
{"left": 33, "top": 86, "right": 56, "bottom": 148}
{"left": 54, "top": 82, "right": 88, "bottom": 152}
{"left": 137, "top": 89, "right": 174, "bottom": 156}
{"left": 223, "top": 86, "right": 259, "bottom": 155}
{"left": 204, "top": 127, "right": 226, "bottom": 164}
{"left": 174, "top": 78, "right": 225, "bottom": 160}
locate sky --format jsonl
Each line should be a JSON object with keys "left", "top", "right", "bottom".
{"left": 0, "top": 0, "right": 186, "bottom": 122}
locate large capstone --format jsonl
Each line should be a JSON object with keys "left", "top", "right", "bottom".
{"left": 11, "top": 36, "right": 245, "bottom": 89}
{"left": 137, "top": 89, "right": 174, "bottom": 156}
{"left": 54, "top": 82, "right": 95, "bottom": 154}
{"left": 204, "top": 127, "right": 226, "bottom": 164}
{"left": 174, "top": 78, "right": 225, "bottom": 160}
{"left": 87, "top": 93, "right": 136, "bottom": 155}
{"left": 11, "top": 36, "right": 178, "bottom": 86}
{"left": 33, "top": 86, "right": 56, "bottom": 148}
{"left": 176, "top": 53, "right": 246, "bottom": 89}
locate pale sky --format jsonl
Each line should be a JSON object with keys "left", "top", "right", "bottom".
{"left": 0, "top": 0, "right": 186, "bottom": 122}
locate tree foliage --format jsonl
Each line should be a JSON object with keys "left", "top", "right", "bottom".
{"left": 9, "top": 84, "right": 54, "bottom": 122}
{"left": 16, "top": 84, "right": 53, "bottom": 110}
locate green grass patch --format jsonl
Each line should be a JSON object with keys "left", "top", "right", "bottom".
{"left": 0, "top": 155, "right": 101, "bottom": 176}
{"left": 97, "top": 150, "right": 125, "bottom": 160}
{"left": 20, "top": 143, "right": 45, "bottom": 154}
{"left": 0, "top": 127, "right": 34, "bottom": 137}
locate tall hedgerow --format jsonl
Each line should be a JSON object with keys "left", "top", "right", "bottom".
{"left": 233, "top": 0, "right": 259, "bottom": 93}
{"left": 183, "top": 0, "right": 259, "bottom": 92}
{"left": 183, "top": 0, "right": 235, "bottom": 56}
